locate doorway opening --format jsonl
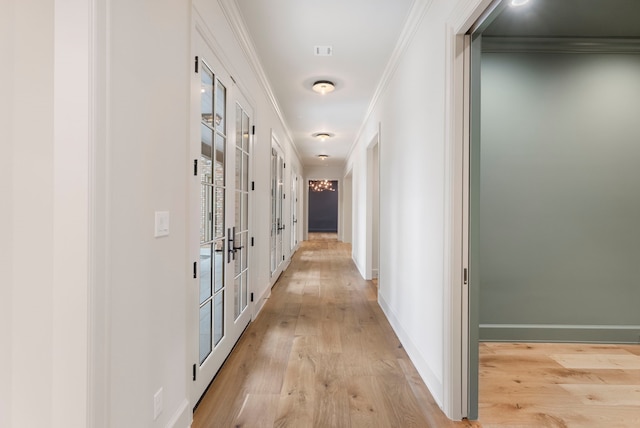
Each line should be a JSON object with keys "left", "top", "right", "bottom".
{"left": 308, "top": 180, "right": 339, "bottom": 234}
{"left": 467, "top": 0, "right": 640, "bottom": 424}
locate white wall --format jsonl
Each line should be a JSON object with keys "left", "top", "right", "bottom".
{"left": 0, "top": 2, "right": 14, "bottom": 426}
{"left": 4, "top": 0, "right": 303, "bottom": 426}
{"left": 102, "top": 0, "right": 302, "bottom": 426}
{"left": 4, "top": 0, "right": 90, "bottom": 427}
{"left": 345, "top": 0, "right": 492, "bottom": 418}
{"left": 340, "top": 172, "right": 353, "bottom": 244}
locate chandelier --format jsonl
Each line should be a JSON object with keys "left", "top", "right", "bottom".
{"left": 309, "top": 180, "right": 335, "bottom": 192}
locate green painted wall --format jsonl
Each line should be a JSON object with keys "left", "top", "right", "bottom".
{"left": 479, "top": 52, "right": 640, "bottom": 342}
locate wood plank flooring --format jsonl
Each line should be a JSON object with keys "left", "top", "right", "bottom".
{"left": 479, "top": 342, "right": 640, "bottom": 427}
{"left": 192, "top": 233, "right": 640, "bottom": 427}
{"left": 192, "top": 233, "right": 474, "bottom": 428}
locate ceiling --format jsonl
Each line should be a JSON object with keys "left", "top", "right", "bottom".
{"left": 484, "top": 0, "right": 640, "bottom": 37}
{"left": 232, "top": 0, "right": 640, "bottom": 169}
{"left": 234, "top": 0, "right": 414, "bottom": 168}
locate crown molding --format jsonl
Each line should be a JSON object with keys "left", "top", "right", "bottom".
{"left": 347, "top": 0, "right": 434, "bottom": 162}
{"left": 217, "top": 0, "right": 302, "bottom": 162}
{"left": 483, "top": 36, "right": 640, "bottom": 54}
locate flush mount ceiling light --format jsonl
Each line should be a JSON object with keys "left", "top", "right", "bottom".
{"left": 312, "top": 80, "right": 335, "bottom": 94}
{"left": 510, "top": 0, "right": 530, "bottom": 6}
{"left": 312, "top": 132, "right": 333, "bottom": 140}
{"left": 317, "top": 154, "right": 329, "bottom": 160}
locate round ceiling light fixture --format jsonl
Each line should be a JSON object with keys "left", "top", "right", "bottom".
{"left": 510, "top": 0, "right": 530, "bottom": 6}
{"left": 312, "top": 80, "right": 335, "bottom": 94}
{"left": 312, "top": 132, "right": 333, "bottom": 140}
{"left": 317, "top": 154, "right": 329, "bottom": 160}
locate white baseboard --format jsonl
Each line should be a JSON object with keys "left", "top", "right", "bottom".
{"left": 167, "top": 398, "right": 191, "bottom": 428}
{"left": 378, "top": 294, "right": 444, "bottom": 409}
{"left": 253, "top": 284, "right": 271, "bottom": 320}
{"left": 480, "top": 324, "right": 640, "bottom": 343}
{"left": 352, "top": 255, "right": 366, "bottom": 279}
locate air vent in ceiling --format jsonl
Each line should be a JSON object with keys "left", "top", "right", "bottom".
{"left": 314, "top": 46, "right": 333, "bottom": 56}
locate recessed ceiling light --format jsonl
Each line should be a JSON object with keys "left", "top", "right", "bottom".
{"left": 312, "top": 132, "right": 333, "bottom": 140}
{"left": 510, "top": 0, "right": 530, "bottom": 6}
{"left": 312, "top": 80, "right": 335, "bottom": 94}
{"left": 317, "top": 154, "right": 329, "bottom": 160}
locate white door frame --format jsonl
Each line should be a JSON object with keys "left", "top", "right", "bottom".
{"left": 443, "top": 0, "right": 498, "bottom": 420}
{"left": 365, "top": 131, "right": 380, "bottom": 280}
{"left": 188, "top": 20, "right": 253, "bottom": 407}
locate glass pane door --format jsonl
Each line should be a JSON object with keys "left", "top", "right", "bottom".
{"left": 276, "top": 156, "right": 284, "bottom": 266}
{"left": 269, "top": 142, "right": 285, "bottom": 277}
{"left": 199, "top": 61, "right": 226, "bottom": 364}
{"left": 270, "top": 147, "right": 277, "bottom": 275}
{"left": 233, "top": 104, "right": 250, "bottom": 319}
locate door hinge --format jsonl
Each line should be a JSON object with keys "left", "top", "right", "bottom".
{"left": 283, "top": 193, "right": 286, "bottom": 200}
{"left": 193, "top": 262, "right": 197, "bottom": 279}
{"left": 194, "top": 56, "right": 199, "bottom": 73}
{"left": 252, "top": 125, "right": 255, "bottom": 135}
{"left": 192, "top": 364, "right": 196, "bottom": 381}
{"left": 251, "top": 237, "right": 254, "bottom": 247}
{"left": 251, "top": 181, "right": 255, "bottom": 191}
{"left": 284, "top": 163, "right": 286, "bottom": 169}
{"left": 463, "top": 268, "right": 468, "bottom": 285}
{"left": 230, "top": 75, "right": 236, "bottom": 84}
{"left": 282, "top": 255, "right": 285, "bottom": 261}
{"left": 193, "top": 159, "right": 198, "bottom": 176}
{"left": 250, "top": 292, "right": 254, "bottom": 302}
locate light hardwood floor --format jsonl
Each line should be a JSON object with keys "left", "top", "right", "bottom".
{"left": 192, "top": 233, "right": 640, "bottom": 427}
{"left": 479, "top": 342, "right": 640, "bottom": 427}
{"left": 192, "top": 233, "right": 475, "bottom": 427}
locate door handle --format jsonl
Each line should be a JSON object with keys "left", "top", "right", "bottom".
{"left": 227, "top": 228, "right": 235, "bottom": 263}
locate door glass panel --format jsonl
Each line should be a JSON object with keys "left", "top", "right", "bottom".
{"left": 235, "top": 148, "right": 242, "bottom": 193}
{"left": 242, "top": 193, "right": 248, "bottom": 230}
{"left": 200, "top": 244, "right": 212, "bottom": 304}
{"left": 214, "top": 187, "right": 225, "bottom": 238}
{"left": 234, "top": 231, "right": 242, "bottom": 277}
{"left": 201, "top": 186, "right": 213, "bottom": 243}
{"left": 234, "top": 276, "right": 241, "bottom": 319}
{"left": 214, "top": 80, "right": 226, "bottom": 133}
{"left": 214, "top": 240, "right": 224, "bottom": 293}
{"left": 199, "top": 301, "right": 212, "bottom": 364}
{"left": 213, "top": 291, "right": 224, "bottom": 346}
{"left": 241, "top": 274, "right": 247, "bottom": 311}
{"left": 235, "top": 177, "right": 242, "bottom": 231}
{"left": 201, "top": 68, "right": 213, "bottom": 126}
{"left": 242, "top": 153, "right": 249, "bottom": 191}
{"left": 242, "top": 112, "right": 249, "bottom": 152}
{"left": 214, "top": 134, "right": 225, "bottom": 187}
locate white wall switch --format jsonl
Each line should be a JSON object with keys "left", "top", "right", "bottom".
{"left": 154, "top": 211, "right": 170, "bottom": 237}
{"left": 153, "top": 387, "right": 163, "bottom": 420}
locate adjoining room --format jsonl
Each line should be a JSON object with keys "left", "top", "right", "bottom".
{"left": 471, "top": 0, "right": 640, "bottom": 424}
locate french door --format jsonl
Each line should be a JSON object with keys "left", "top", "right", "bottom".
{"left": 270, "top": 141, "right": 285, "bottom": 276}
{"left": 291, "top": 172, "right": 298, "bottom": 250}
{"left": 190, "top": 33, "right": 252, "bottom": 405}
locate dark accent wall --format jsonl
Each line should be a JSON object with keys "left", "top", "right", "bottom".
{"left": 479, "top": 52, "right": 640, "bottom": 342}
{"left": 308, "top": 181, "right": 338, "bottom": 232}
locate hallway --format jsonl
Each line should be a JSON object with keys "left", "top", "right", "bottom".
{"left": 192, "top": 234, "right": 475, "bottom": 427}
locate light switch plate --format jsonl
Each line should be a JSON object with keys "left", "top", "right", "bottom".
{"left": 154, "top": 211, "right": 170, "bottom": 237}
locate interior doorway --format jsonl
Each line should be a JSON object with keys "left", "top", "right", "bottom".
{"left": 308, "top": 180, "right": 338, "bottom": 233}
{"left": 366, "top": 135, "right": 380, "bottom": 280}
{"left": 341, "top": 171, "right": 353, "bottom": 244}
{"left": 466, "top": 0, "right": 640, "bottom": 422}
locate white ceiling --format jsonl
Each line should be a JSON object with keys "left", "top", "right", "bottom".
{"left": 234, "top": 0, "right": 414, "bottom": 168}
